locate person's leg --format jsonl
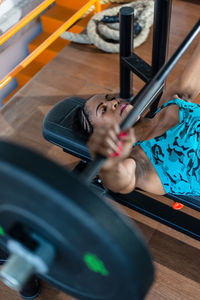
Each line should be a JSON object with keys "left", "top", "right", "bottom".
{"left": 178, "top": 40, "right": 200, "bottom": 99}
{"left": 159, "top": 40, "right": 200, "bottom": 106}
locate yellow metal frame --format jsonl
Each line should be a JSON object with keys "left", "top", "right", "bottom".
{"left": 0, "top": 0, "right": 55, "bottom": 46}
{"left": 0, "top": 0, "right": 101, "bottom": 89}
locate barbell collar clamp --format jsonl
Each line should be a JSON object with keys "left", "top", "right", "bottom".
{"left": 0, "top": 253, "right": 34, "bottom": 291}
{"left": 0, "top": 236, "right": 55, "bottom": 291}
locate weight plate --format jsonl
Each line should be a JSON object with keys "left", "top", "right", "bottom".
{"left": 0, "top": 141, "right": 154, "bottom": 300}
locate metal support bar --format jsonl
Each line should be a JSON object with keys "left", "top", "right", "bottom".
{"left": 150, "top": 0, "right": 172, "bottom": 113}
{"left": 95, "top": 0, "right": 101, "bottom": 13}
{"left": 119, "top": 7, "right": 134, "bottom": 101}
{"left": 0, "top": 0, "right": 55, "bottom": 46}
{"left": 152, "top": 0, "right": 172, "bottom": 74}
{"left": 121, "top": 53, "right": 152, "bottom": 83}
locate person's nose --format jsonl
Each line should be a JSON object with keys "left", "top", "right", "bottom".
{"left": 110, "top": 99, "right": 119, "bottom": 110}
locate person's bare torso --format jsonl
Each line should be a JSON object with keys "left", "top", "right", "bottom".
{"left": 130, "top": 103, "right": 180, "bottom": 194}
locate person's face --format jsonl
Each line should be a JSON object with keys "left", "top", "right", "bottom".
{"left": 85, "top": 94, "right": 133, "bottom": 128}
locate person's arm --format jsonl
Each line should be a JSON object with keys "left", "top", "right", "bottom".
{"left": 99, "top": 158, "right": 136, "bottom": 194}
{"left": 87, "top": 124, "right": 137, "bottom": 194}
{"left": 159, "top": 40, "right": 200, "bottom": 106}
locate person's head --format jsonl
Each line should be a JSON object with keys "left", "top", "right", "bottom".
{"left": 77, "top": 94, "right": 133, "bottom": 136}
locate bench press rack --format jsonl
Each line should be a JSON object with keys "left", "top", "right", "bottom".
{"left": 42, "top": 1, "right": 200, "bottom": 241}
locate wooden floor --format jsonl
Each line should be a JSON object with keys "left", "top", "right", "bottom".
{"left": 0, "top": 0, "right": 200, "bottom": 299}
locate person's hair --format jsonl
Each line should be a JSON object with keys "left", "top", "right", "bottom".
{"left": 73, "top": 94, "right": 119, "bottom": 137}
{"left": 73, "top": 104, "right": 94, "bottom": 137}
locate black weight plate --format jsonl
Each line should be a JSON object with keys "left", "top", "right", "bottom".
{"left": 0, "top": 141, "right": 154, "bottom": 300}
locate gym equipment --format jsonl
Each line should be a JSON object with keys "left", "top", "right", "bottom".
{"left": 0, "top": 140, "right": 154, "bottom": 299}
{"left": 61, "top": 0, "right": 154, "bottom": 53}
{"left": 42, "top": 6, "right": 200, "bottom": 240}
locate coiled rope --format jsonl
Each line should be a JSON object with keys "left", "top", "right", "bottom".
{"left": 61, "top": 0, "right": 154, "bottom": 53}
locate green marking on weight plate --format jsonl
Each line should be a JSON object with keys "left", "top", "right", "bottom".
{"left": 0, "top": 226, "right": 5, "bottom": 236}
{"left": 84, "top": 253, "right": 109, "bottom": 276}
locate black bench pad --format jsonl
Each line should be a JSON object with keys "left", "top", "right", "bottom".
{"left": 43, "top": 97, "right": 91, "bottom": 161}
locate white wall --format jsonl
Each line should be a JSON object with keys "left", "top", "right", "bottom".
{"left": 0, "top": 20, "right": 42, "bottom": 106}
{"left": 0, "top": 0, "right": 15, "bottom": 18}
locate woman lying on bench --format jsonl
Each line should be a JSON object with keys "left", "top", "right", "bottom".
{"left": 76, "top": 41, "right": 200, "bottom": 196}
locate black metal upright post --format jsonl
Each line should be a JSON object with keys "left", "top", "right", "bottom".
{"left": 119, "top": 7, "right": 134, "bottom": 101}
{"left": 150, "top": 0, "right": 172, "bottom": 113}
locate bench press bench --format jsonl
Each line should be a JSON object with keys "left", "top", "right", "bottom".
{"left": 43, "top": 6, "right": 200, "bottom": 241}
{"left": 42, "top": 95, "right": 200, "bottom": 241}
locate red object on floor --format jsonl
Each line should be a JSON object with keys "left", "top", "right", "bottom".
{"left": 172, "top": 202, "right": 184, "bottom": 210}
